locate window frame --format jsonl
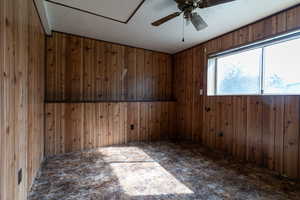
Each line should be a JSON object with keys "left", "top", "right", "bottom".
{"left": 207, "top": 29, "right": 300, "bottom": 96}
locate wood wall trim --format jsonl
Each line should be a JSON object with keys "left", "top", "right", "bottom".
{"left": 45, "top": 100, "right": 176, "bottom": 103}
{"left": 174, "top": 4, "right": 300, "bottom": 179}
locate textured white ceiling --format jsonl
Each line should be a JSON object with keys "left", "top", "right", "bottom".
{"left": 44, "top": 0, "right": 300, "bottom": 54}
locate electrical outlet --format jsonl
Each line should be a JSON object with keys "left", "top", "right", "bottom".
{"left": 199, "top": 89, "right": 203, "bottom": 95}
{"left": 18, "top": 169, "right": 22, "bottom": 185}
{"left": 130, "top": 124, "right": 134, "bottom": 130}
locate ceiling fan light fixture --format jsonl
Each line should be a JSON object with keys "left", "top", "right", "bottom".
{"left": 191, "top": 12, "right": 208, "bottom": 31}
{"left": 186, "top": 17, "right": 191, "bottom": 26}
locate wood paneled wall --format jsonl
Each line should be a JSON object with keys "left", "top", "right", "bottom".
{"left": 46, "top": 32, "right": 173, "bottom": 101}
{"left": 45, "top": 32, "right": 175, "bottom": 157}
{"left": 45, "top": 102, "right": 175, "bottom": 156}
{"left": 174, "top": 46, "right": 205, "bottom": 143}
{"left": 0, "top": 0, "right": 45, "bottom": 199}
{"left": 27, "top": 2, "right": 46, "bottom": 190}
{"left": 174, "top": 5, "right": 300, "bottom": 179}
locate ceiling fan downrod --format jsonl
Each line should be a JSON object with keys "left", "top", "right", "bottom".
{"left": 182, "top": 14, "right": 185, "bottom": 42}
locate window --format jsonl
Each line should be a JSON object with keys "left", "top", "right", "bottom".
{"left": 216, "top": 49, "right": 261, "bottom": 95}
{"left": 264, "top": 38, "right": 300, "bottom": 94}
{"left": 208, "top": 32, "right": 300, "bottom": 96}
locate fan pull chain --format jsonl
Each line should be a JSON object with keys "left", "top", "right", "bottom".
{"left": 182, "top": 14, "right": 185, "bottom": 42}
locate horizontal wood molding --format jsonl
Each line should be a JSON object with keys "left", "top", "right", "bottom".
{"left": 46, "top": 32, "right": 174, "bottom": 102}
{"left": 45, "top": 100, "right": 176, "bottom": 103}
{"left": 174, "top": 5, "right": 300, "bottom": 179}
{"left": 45, "top": 102, "right": 176, "bottom": 156}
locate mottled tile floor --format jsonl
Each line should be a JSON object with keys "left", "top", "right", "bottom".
{"left": 29, "top": 142, "right": 300, "bottom": 200}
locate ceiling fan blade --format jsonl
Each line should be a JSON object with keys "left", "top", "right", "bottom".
{"left": 151, "top": 12, "right": 182, "bottom": 26}
{"left": 191, "top": 13, "right": 208, "bottom": 31}
{"left": 199, "top": 0, "right": 236, "bottom": 8}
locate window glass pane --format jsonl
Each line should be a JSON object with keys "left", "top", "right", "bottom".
{"left": 216, "top": 48, "right": 261, "bottom": 95}
{"left": 264, "top": 38, "right": 300, "bottom": 94}
{"left": 207, "top": 58, "right": 216, "bottom": 96}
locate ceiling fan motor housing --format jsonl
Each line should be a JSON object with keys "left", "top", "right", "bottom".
{"left": 177, "top": 0, "right": 199, "bottom": 12}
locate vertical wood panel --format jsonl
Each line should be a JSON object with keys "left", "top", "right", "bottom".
{"left": 185, "top": 50, "right": 193, "bottom": 140}
{"left": 223, "top": 97, "right": 233, "bottom": 154}
{"left": 56, "top": 33, "right": 67, "bottom": 100}
{"left": 140, "top": 102, "right": 147, "bottom": 141}
{"left": 246, "top": 97, "right": 263, "bottom": 165}
{"left": 46, "top": 34, "right": 56, "bottom": 100}
{"left": 108, "top": 103, "right": 114, "bottom": 145}
{"left": 286, "top": 6, "right": 300, "bottom": 31}
{"left": 127, "top": 102, "right": 140, "bottom": 142}
{"left": 4, "top": 0, "right": 17, "bottom": 199}
{"left": 0, "top": 0, "right": 5, "bottom": 194}
{"left": 155, "top": 102, "right": 162, "bottom": 141}
{"left": 136, "top": 49, "right": 145, "bottom": 99}
{"left": 262, "top": 96, "right": 276, "bottom": 169}
{"left": 94, "top": 103, "right": 101, "bottom": 146}
{"left": 83, "top": 39, "right": 95, "bottom": 100}
{"left": 168, "top": 102, "right": 176, "bottom": 140}
{"left": 124, "top": 47, "right": 137, "bottom": 100}
{"left": 284, "top": 96, "right": 299, "bottom": 178}
{"left": 95, "top": 41, "right": 106, "bottom": 100}
{"left": 54, "top": 104, "right": 63, "bottom": 155}
{"left": 100, "top": 103, "right": 109, "bottom": 146}
{"left": 120, "top": 102, "right": 128, "bottom": 144}
{"left": 273, "top": 97, "right": 285, "bottom": 174}
{"left": 144, "top": 51, "right": 153, "bottom": 100}
{"left": 192, "top": 46, "right": 203, "bottom": 142}
{"left": 64, "top": 104, "right": 84, "bottom": 152}
{"left": 15, "top": 0, "right": 29, "bottom": 197}
{"left": 207, "top": 97, "right": 217, "bottom": 149}
{"left": 152, "top": 53, "right": 159, "bottom": 99}
{"left": 84, "top": 103, "right": 96, "bottom": 149}
{"left": 161, "top": 102, "right": 169, "bottom": 140}
{"left": 232, "top": 96, "right": 247, "bottom": 160}
{"left": 65, "top": 36, "right": 83, "bottom": 101}
{"left": 276, "top": 12, "right": 287, "bottom": 34}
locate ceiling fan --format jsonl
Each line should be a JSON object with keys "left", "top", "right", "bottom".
{"left": 151, "top": 0, "right": 236, "bottom": 31}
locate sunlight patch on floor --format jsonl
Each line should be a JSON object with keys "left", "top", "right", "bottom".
{"left": 97, "top": 147, "right": 154, "bottom": 162}
{"left": 108, "top": 147, "right": 194, "bottom": 196}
